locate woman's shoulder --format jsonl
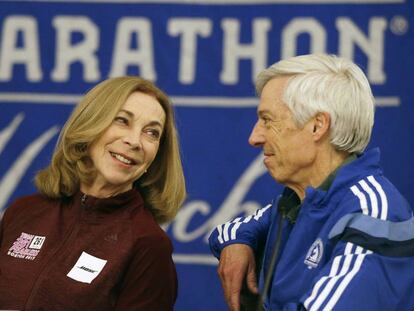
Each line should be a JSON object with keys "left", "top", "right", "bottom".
{"left": 10, "top": 192, "right": 58, "bottom": 209}
{"left": 12, "top": 192, "right": 48, "bottom": 204}
{"left": 3, "top": 193, "right": 59, "bottom": 219}
{"left": 128, "top": 208, "right": 173, "bottom": 250}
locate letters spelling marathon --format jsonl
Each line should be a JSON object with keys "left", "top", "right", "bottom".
{"left": 0, "top": 14, "right": 391, "bottom": 85}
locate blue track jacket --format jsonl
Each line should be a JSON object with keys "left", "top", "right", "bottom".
{"left": 209, "top": 149, "right": 414, "bottom": 310}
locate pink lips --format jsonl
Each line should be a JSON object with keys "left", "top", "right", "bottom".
{"left": 110, "top": 152, "right": 138, "bottom": 165}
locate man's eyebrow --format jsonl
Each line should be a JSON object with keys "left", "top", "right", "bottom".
{"left": 258, "top": 109, "right": 271, "bottom": 117}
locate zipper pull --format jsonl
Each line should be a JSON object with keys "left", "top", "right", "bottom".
{"left": 81, "top": 193, "right": 87, "bottom": 206}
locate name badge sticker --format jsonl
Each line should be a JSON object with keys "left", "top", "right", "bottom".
{"left": 67, "top": 251, "right": 107, "bottom": 284}
{"left": 7, "top": 232, "right": 46, "bottom": 261}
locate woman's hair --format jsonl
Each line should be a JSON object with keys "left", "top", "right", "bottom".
{"left": 35, "top": 76, "right": 186, "bottom": 223}
{"left": 256, "top": 54, "right": 375, "bottom": 154}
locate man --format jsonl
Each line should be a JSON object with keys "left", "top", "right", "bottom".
{"left": 209, "top": 54, "right": 414, "bottom": 311}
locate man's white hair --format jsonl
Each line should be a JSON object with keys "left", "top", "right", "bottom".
{"left": 256, "top": 54, "right": 375, "bottom": 154}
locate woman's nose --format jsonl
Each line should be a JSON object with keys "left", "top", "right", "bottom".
{"left": 123, "top": 131, "right": 142, "bottom": 149}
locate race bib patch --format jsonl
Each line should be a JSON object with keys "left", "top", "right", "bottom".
{"left": 7, "top": 232, "right": 46, "bottom": 261}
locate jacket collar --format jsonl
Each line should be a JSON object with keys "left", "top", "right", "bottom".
{"left": 74, "top": 187, "right": 144, "bottom": 212}
{"left": 281, "top": 148, "right": 382, "bottom": 222}
{"left": 305, "top": 148, "right": 382, "bottom": 207}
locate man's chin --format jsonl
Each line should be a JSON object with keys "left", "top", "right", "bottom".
{"left": 268, "top": 170, "right": 287, "bottom": 184}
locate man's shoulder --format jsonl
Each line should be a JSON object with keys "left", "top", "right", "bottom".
{"left": 337, "top": 173, "right": 412, "bottom": 221}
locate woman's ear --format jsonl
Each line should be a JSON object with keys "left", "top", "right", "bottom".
{"left": 312, "top": 112, "right": 331, "bottom": 141}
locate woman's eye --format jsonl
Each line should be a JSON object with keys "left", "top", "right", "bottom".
{"left": 114, "top": 116, "right": 128, "bottom": 125}
{"left": 146, "top": 129, "right": 161, "bottom": 139}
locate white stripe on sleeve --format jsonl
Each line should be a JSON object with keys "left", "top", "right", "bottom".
{"left": 308, "top": 248, "right": 355, "bottom": 311}
{"left": 231, "top": 205, "right": 271, "bottom": 240}
{"left": 350, "top": 185, "right": 369, "bottom": 215}
{"left": 217, "top": 224, "right": 224, "bottom": 244}
{"left": 359, "top": 180, "right": 379, "bottom": 218}
{"left": 304, "top": 242, "right": 354, "bottom": 309}
{"left": 230, "top": 217, "right": 243, "bottom": 240}
{"left": 219, "top": 204, "right": 272, "bottom": 243}
{"left": 222, "top": 222, "right": 232, "bottom": 242}
{"left": 306, "top": 180, "right": 381, "bottom": 309}
{"left": 303, "top": 255, "right": 342, "bottom": 309}
{"left": 367, "top": 175, "right": 388, "bottom": 220}
{"left": 253, "top": 204, "right": 271, "bottom": 221}
{"left": 323, "top": 250, "right": 371, "bottom": 310}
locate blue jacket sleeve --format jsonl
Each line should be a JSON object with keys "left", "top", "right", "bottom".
{"left": 208, "top": 203, "right": 273, "bottom": 258}
{"left": 299, "top": 240, "right": 414, "bottom": 311}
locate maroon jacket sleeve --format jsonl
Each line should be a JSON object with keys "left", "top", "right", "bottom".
{"left": 0, "top": 212, "right": 4, "bottom": 245}
{"left": 0, "top": 198, "right": 19, "bottom": 246}
{"left": 115, "top": 233, "right": 177, "bottom": 311}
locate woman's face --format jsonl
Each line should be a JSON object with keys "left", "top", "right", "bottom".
{"left": 84, "top": 91, "right": 166, "bottom": 197}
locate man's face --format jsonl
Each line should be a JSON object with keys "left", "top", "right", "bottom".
{"left": 249, "top": 77, "right": 316, "bottom": 188}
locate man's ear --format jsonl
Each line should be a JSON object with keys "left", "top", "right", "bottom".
{"left": 312, "top": 112, "right": 330, "bottom": 141}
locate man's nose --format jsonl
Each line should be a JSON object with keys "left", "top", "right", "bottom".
{"left": 248, "top": 123, "right": 265, "bottom": 147}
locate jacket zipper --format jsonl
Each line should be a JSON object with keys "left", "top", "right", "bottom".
{"left": 81, "top": 193, "right": 87, "bottom": 206}
{"left": 24, "top": 197, "right": 83, "bottom": 309}
{"left": 257, "top": 209, "right": 286, "bottom": 311}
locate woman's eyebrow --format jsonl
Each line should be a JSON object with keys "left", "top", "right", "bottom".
{"left": 119, "top": 109, "right": 164, "bottom": 128}
{"left": 147, "top": 120, "right": 164, "bottom": 128}
{"left": 118, "top": 109, "right": 134, "bottom": 117}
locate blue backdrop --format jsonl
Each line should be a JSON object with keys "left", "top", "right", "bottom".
{"left": 0, "top": 0, "right": 413, "bottom": 310}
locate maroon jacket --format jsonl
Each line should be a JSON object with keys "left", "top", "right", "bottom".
{"left": 0, "top": 189, "right": 177, "bottom": 310}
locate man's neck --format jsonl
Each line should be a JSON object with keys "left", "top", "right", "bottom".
{"left": 290, "top": 148, "right": 349, "bottom": 200}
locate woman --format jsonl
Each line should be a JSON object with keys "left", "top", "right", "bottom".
{"left": 0, "top": 77, "right": 186, "bottom": 310}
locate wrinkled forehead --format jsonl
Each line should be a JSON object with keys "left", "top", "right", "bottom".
{"left": 121, "top": 91, "right": 166, "bottom": 125}
{"left": 257, "top": 94, "right": 291, "bottom": 120}
{"left": 258, "top": 77, "right": 291, "bottom": 110}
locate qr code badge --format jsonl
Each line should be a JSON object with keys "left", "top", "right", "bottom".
{"left": 29, "top": 235, "right": 46, "bottom": 250}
